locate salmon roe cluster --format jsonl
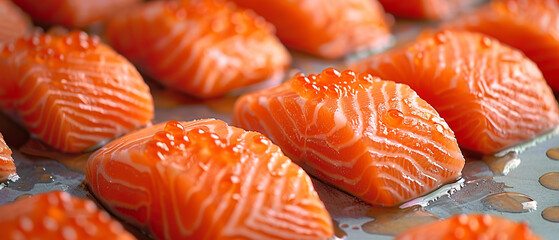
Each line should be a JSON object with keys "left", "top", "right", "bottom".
{"left": 165, "top": 0, "right": 271, "bottom": 36}
{"left": 291, "top": 68, "right": 378, "bottom": 100}
{"left": 146, "top": 121, "right": 241, "bottom": 163}
{"left": 2, "top": 31, "right": 100, "bottom": 61}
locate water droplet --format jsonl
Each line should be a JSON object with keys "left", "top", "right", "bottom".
{"left": 414, "top": 51, "right": 424, "bottom": 66}
{"left": 31, "top": 36, "right": 40, "bottom": 46}
{"left": 435, "top": 123, "right": 444, "bottom": 134}
{"left": 383, "top": 109, "right": 404, "bottom": 127}
{"left": 164, "top": 121, "right": 185, "bottom": 136}
{"left": 232, "top": 193, "right": 241, "bottom": 200}
{"left": 434, "top": 32, "right": 447, "bottom": 44}
{"left": 230, "top": 175, "right": 239, "bottom": 183}
{"left": 481, "top": 36, "right": 492, "bottom": 48}
{"left": 333, "top": 221, "right": 348, "bottom": 239}
{"left": 482, "top": 192, "right": 536, "bottom": 213}
{"left": 39, "top": 173, "right": 54, "bottom": 183}
{"left": 322, "top": 68, "right": 341, "bottom": 79}
{"left": 482, "top": 151, "right": 520, "bottom": 176}
{"left": 539, "top": 172, "right": 559, "bottom": 190}
{"left": 546, "top": 147, "right": 559, "bottom": 160}
{"left": 542, "top": 206, "right": 559, "bottom": 222}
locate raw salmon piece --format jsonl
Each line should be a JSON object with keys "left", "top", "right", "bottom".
{"left": 229, "top": 0, "right": 391, "bottom": 59}
{"left": 394, "top": 214, "right": 542, "bottom": 240}
{"left": 0, "top": 191, "right": 136, "bottom": 240}
{"left": 86, "top": 119, "right": 333, "bottom": 240}
{"left": 0, "top": 31, "right": 154, "bottom": 153}
{"left": 378, "top": 0, "right": 478, "bottom": 20}
{"left": 232, "top": 68, "right": 465, "bottom": 206}
{"left": 0, "top": 132, "right": 17, "bottom": 182}
{"left": 12, "top": 0, "right": 141, "bottom": 28}
{"left": 445, "top": 0, "right": 559, "bottom": 92}
{"left": 0, "top": 0, "right": 31, "bottom": 44}
{"left": 351, "top": 30, "right": 559, "bottom": 155}
{"left": 104, "top": 0, "right": 290, "bottom": 98}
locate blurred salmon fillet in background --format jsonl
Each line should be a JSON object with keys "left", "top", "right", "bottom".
{"left": 105, "top": 0, "right": 290, "bottom": 98}
{"left": 12, "top": 0, "right": 141, "bottom": 28}
{"left": 0, "top": 0, "right": 31, "bottom": 44}
{"left": 378, "top": 0, "right": 479, "bottom": 20}
{"left": 229, "top": 0, "right": 392, "bottom": 59}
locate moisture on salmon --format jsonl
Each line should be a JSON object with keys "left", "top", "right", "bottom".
{"left": 352, "top": 30, "right": 559, "bottom": 155}
{"left": 104, "top": 0, "right": 290, "bottom": 98}
{"left": 86, "top": 119, "right": 333, "bottom": 240}
{"left": 233, "top": 68, "right": 465, "bottom": 206}
{"left": 0, "top": 30, "right": 154, "bottom": 153}
{"left": 229, "top": 0, "right": 392, "bottom": 59}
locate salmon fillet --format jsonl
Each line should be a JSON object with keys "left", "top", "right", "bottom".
{"left": 233, "top": 68, "right": 465, "bottom": 206}
{"left": 86, "top": 119, "right": 333, "bottom": 240}
{"left": 0, "top": 31, "right": 154, "bottom": 153}
{"left": 378, "top": 0, "right": 478, "bottom": 20}
{"left": 12, "top": 0, "right": 141, "bottom": 28}
{"left": 352, "top": 30, "right": 559, "bottom": 155}
{"left": 229, "top": 0, "right": 392, "bottom": 59}
{"left": 105, "top": 0, "right": 290, "bottom": 98}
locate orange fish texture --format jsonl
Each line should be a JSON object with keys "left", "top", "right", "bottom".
{"left": 12, "top": 0, "right": 141, "bottom": 28}
{"left": 394, "top": 214, "right": 542, "bottom": 240}
{"left": 86, "top": 119, "right": 333, "bottom": 240}
{"left": 0, "top": 132, "right": 16, "bottom": 182}
{"left": 352, "top": 30, "right": 559, "bottom": 155}
{"left": 446, "top": 0, "right": 559, "bottom": 92}
{"left": 233, "top": 68, "right": 465, "bottom": 206}
{"left": 0, "top": 191, "right": 136, "bottom": 240}
{"left": 229, "top": 0, "right": 392, "bottom": 59}
{"left": 105, "top": 0, "right": 290, "bottom": 98}
{"left": 0, "top": 31, "right": 154, "bottom": 153}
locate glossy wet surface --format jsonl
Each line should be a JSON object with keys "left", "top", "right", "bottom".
{"left": 481, "top": 192, "right": 536, "bottom": 213}
{"left": 542, "top": 206, "right": 559, "bottom": 223}
{"left": 546, "top": 147, "right": 559, "bottom": 160}
{"left": 539, "top": 172, "right": 559, "bottom": 191}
